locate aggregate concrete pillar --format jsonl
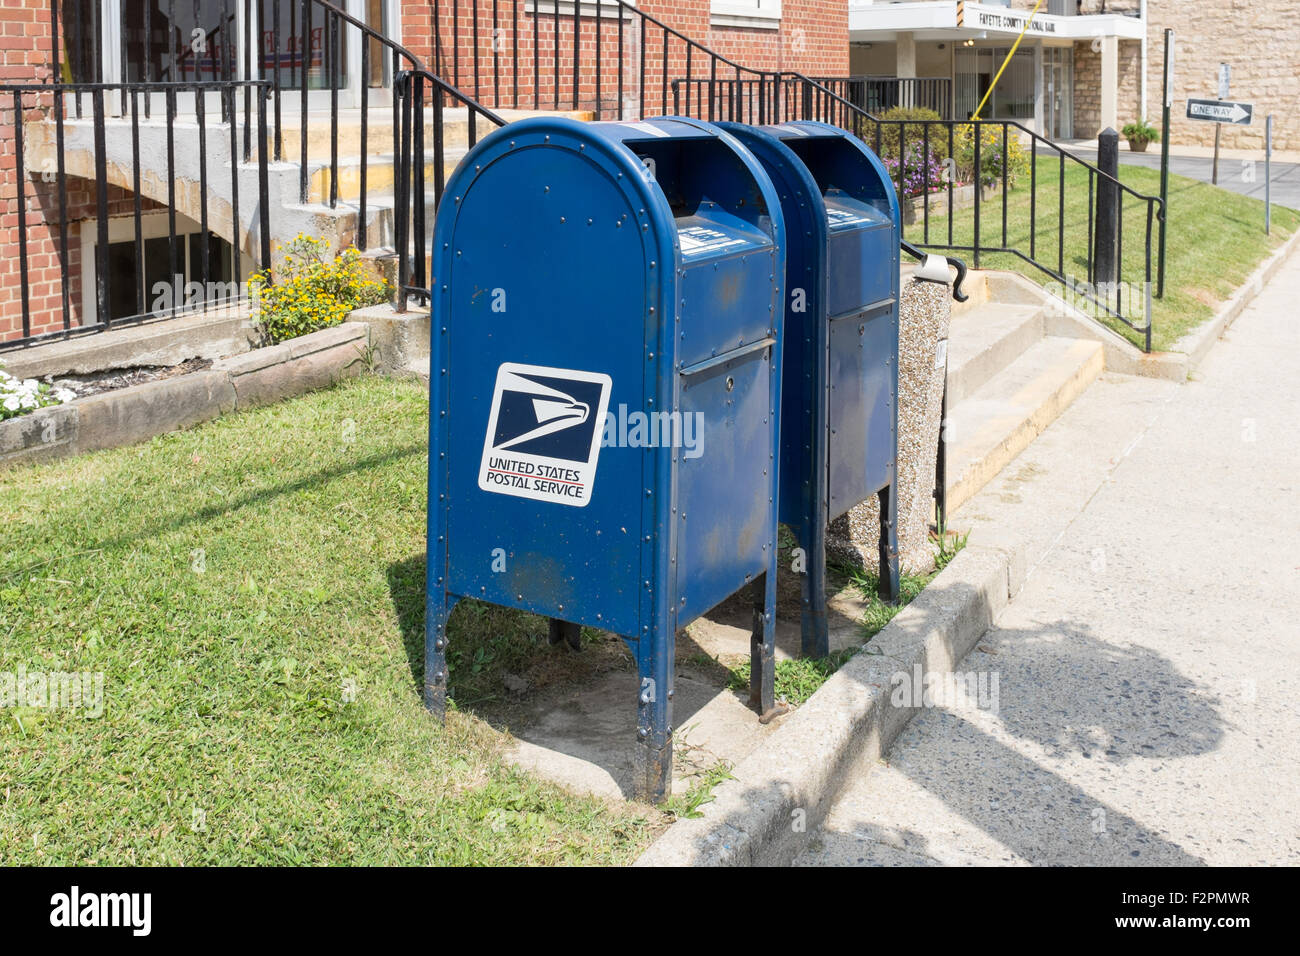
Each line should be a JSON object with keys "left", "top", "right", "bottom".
{"left": 828, "top": 273, "right": 952, "bottom": 574}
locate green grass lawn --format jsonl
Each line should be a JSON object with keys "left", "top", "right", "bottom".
{"left": 0, "top": 377, "right": 659, "bottom": 865}
{"left": 903, "top": 157, "right": 1299, "bottom": 352}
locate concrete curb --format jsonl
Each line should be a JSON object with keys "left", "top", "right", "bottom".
{"left": 0, "top": 322, "right": 369, "bottom": 470}
{"left": 1169, "top": 226, "right": 1300, "bottom": 373}
{"left": 635, "top": 542, "right": 1026, "bottom": 867}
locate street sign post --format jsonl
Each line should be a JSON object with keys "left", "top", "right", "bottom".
{"left": 1158, "top": 29, "right": 1173, "bottom": 299}
{"left": 1213, "top": 63, "right": 1229, "bottom": 185}
{"left": 1266, "top": 115, "right": 1273, "bottom": 235}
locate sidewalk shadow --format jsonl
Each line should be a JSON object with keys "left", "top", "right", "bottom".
{"left": 851, "top": 613, "right": 1224, "bottom": 864}
{"left": 676, "top": 580, "right": 1226, "bottom": 865}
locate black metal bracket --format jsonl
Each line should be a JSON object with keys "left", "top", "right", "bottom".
{"left": 900, "top": 240, "right": 969, "bottom": 303}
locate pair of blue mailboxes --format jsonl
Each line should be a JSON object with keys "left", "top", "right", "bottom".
{"left": 425, "top": 116, "right": 901, "bottom": 800}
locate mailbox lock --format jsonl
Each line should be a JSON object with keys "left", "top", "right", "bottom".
{"left": 725, "top": 376, "right": 735, "bottom": 392}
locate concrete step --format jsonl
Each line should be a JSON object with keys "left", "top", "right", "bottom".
{"left": 945, "top": 336, "right": 1104, "bottom": 515}
{"left": 946, "top": 301, "right": 1045, "bottom": 406}
{"left": 266, "top": 106, "right": 592, "bottom": 163}
{"left": 949, "top": 269, "right": 991, "bottom": 318}
{"left": 401, "top": 356, "right": 431, "bottom": 385}
{"left": 303, "top": 147, "right": 470, "bottom": 203}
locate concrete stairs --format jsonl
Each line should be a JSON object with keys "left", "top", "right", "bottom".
{"left": 260, "top": 106, "right": 593, "bottom": 274}
{"left": 942, "top": 270, "right": 1114, "bottom": 516}
{"left": 26, "top": 104, "right": 594, "bottom": 289}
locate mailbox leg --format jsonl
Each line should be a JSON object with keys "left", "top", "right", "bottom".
{"left": 800, "top": 521, "right": 831, "bottom": 660}
{"left": 877, "top": 485, "right": 901, "bottom": 605}
{"left": 750, "top": 573, "right": 776, "bottom": 714}
{"left": 547, "top": 618, "right": 582, "bottom": 651}
{"left": 424, "top": 592, "right": 450, "bottom": 719}
{"left": 634, "top": 634, "right": 674, "bottom": 802}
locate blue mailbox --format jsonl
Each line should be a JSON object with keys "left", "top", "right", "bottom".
{"left": 719, "top": 120, "right": 901, "bottom": 659}
{"left": 426, "top": 116, "right": 786, "bottom": 800}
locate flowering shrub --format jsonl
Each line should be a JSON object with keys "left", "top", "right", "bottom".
{"left": 250, "top": 235, "right": 391, "bottom": 345}
{"left": 863, "top": 107, "right": 951, "bottom": 170}
{"left": 953, "top": 124, "right": 1031, "bottom": 190}
{"left": 0, "top": 362, "right": 75, "bottom": 422}
{"left": 884, "top": 140, "right": 949, "bottom": 199}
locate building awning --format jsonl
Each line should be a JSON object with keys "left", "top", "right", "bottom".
{"left": 848, "top": 1, "right": 1145, "bottom": 43}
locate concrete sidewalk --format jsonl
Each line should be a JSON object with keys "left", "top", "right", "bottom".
{"left": 792, "top": 254, "right": 1300, "bottom": 866}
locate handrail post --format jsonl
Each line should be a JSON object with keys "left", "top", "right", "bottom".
{"left": 1093, "top": 127, "right": 1120, "bottom": 289}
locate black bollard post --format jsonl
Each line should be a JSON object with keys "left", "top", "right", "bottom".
{"left": 1093, "top": 127, "right": 1120, "bottom": 289}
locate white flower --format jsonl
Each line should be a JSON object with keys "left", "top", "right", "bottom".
{"left": 53, "top": 388, "right": 76, "bottom": 404}
{"left": 3, "top": 396, "right": 19, "bottom": 412}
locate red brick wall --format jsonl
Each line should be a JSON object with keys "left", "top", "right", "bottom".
{"left": 412, "top": 1, "right": 849, "bottom": 116}
{"left": 1, "top": 2, "right": 58, "bottom": 341}
{"left": 0, "top": 0, "right": 51, "bottom": 84}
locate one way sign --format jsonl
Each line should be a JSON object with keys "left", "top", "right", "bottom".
{"left": 1186, "top": 99, "right": 1254, "bottom": 126}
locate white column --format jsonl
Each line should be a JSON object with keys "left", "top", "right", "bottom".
{"left": 896, "top": 32, "right": 917, "bottom": 78}
{"left": 1033, "top": 42, "right": 1044, "bottom": 136}
{"left": 1100, "top": 35, "right": 1119, "bottom": 132}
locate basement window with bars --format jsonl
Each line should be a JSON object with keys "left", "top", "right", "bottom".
{"left": 81, "top": 212, "right": 240, "bottom": 325}
{"left": 711, "top": 1, "right": 782, "bottom": 30}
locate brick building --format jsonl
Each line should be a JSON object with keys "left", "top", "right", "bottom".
{"left": 0, "top": 1, "right": 851, "bottom": 345}
{"left": 2, "top": 1, "right": 1292, "bottom": 345}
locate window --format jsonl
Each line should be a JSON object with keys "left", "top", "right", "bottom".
{"left": 82, "top": 212, "right": 240, "bottom": 324}
{"left": 711, "top": 1, "right": 782, "bottom": 30}
{"left": 954, "top": 47, "right": 1036, "bottom": 122}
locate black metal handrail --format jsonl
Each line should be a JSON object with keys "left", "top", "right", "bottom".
{"left": 392, "top": 67, "right": 507, "bottom": 308}
{"left": 426, "top": 0, "right": 1159, "bottom": 349}
{"left": 812, "top": 76, "right": 954, "bottom": 119}
{"left": 35, "top": 2, "right": 1160, "bottom": 350}
{"left": 771, "top": 74, "right": 1163, "bottom": 350}
{"left": 435, "top": 0, "right": 779, "bottom": 120}
{"left": 0, "top": 80, "right": 271, "bottom": 351}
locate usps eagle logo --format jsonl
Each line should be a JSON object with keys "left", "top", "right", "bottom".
{"left": 478, "top": 363, "right": 612, "bottom": 507}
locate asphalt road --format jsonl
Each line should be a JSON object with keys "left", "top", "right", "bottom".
{"left": 1067, "top": 145, "right": 1300, "bottom": 211}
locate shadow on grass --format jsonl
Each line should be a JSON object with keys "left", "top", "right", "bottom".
{"left": 386, "top": 552, "right": 427, "bottom": 696}
{"left": 385, "top": 552, "right": 763, "bottom": 799}
{"left": 5, "top": 443, "right": 428, "bottom": 583}
{"left": 385, "top": 552, "right": 635, "bottom": 713}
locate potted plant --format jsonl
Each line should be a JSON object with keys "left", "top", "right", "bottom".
{"left": 1121, "top": 120, "right": 1160, "bottom": 153}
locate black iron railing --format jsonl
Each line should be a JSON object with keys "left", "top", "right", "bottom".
{"left": 811, "top": 76, "right": 953, "bottom": 119}
{"left": 0, "top": 80, "right": 271, "bottom": 351}
{"left": 391, "top": 67, "right": 506, "bottom": 306}
{"left": 32, "top": 1, "right": 1160, "bottom": 350}
{"left": 423, "top": 0, "right": 1158, "bottom": 347}
{"left": 858, "top": 114, "right": 1161, "bottom": 351}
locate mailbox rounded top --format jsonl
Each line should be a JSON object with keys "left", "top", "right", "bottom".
{"left": 434, "top": 115, "right": 785, "bottom": 273}
{"left": 755, "top": 120, "right": 901, "bottom": 230}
